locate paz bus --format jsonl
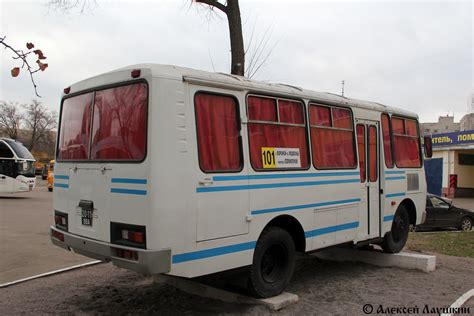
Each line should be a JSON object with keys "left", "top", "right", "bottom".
{"left": 50, "top": 64, "right": 432, "bottom": 297}
{"left": 0, "top": 138, "right": 36, "bottom": 194}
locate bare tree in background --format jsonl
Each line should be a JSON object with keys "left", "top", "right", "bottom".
{"left": 194, "top": 1, "right": 245, "bottom": 76}
{"left": 0, "top": 101, "right": 23, "bottom": 140}
{"left": 22, "top": 100, "right": 57, "bottom": 151}
{"left": 51, "top": 0, "right": 274, "bottom": 78}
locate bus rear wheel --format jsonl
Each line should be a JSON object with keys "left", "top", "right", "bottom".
{"left": 247, "top": 227, "right": 295, "bottom": 298}
{"left": 381, "top": 205, "right": 410, "bottom": 253}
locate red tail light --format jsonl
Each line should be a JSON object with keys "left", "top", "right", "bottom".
{"left": 131, "top": 69, "right": 141, "bottom": 78}
{"left": 54, "top": 211, "right": 68, "bottom": 231}
{"left": 52, "top": 230, "right": 65, "bottom": 242}
{"left": 64, "top": 87, "right": 71, "bottom": 94}
{"left": 115, "top": 248, "right": 138, "bottom": 261}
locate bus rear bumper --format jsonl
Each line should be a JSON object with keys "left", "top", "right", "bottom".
{"left": 50, "top": 226, "right": 171, "bottom": 275}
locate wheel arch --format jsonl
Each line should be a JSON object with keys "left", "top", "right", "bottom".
{"left": 400, "top": 198, "right": 417, "bottom": 225}
{"left": 262, "top": 215, "right": 306, "bottom": 253}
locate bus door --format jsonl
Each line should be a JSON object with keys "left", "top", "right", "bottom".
{"left": 356, "top": 120, "right": 381, "bottom": 240}
{"left": 191, "top": 87, "right": 250, "bottom": 242}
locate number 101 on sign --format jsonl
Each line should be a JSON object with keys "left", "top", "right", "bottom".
{"left": 261, "top": 147, "right": 301, "bottom": 169}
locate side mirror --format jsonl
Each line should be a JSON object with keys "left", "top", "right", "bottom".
{"left": 423, "top": 136, "right": 433, "bottom": 158}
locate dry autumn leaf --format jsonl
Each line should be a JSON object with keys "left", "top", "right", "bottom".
{"left": 33, "top": 49, "right": 46, "bottom": 60}
{"left": 11, "top": 67, "right": 20, "bottom": 77}
{"left": 36, "top": 60, "right": 48, "bottom": 71}
{"left": 26, "top": 42, "right": 35, "bottom": 50}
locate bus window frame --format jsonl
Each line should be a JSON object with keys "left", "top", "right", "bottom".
{"left": 56, "top": 79, "right": 149, "bottom": 164}
{"left": 246, "top": 93, "right": 311, "bottom": 172}
{"left": 193, "top": 90, "right": 244, "bottom": 174}
{"left": 391, "top": 114, "right": 423, "bottom": 169}
{"left": 308, "top": 102, "right": 358, "bottom": 170}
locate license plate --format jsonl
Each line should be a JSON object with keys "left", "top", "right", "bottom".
{"left": 81, "top": 208, "right": 93, "bottom": 226}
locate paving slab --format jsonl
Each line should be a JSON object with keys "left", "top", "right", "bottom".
{"left": 154, "top": 274, "right": 299, "bottom": 310}
{"left": 313, "top": 248, "right": 436, "bottom": 272}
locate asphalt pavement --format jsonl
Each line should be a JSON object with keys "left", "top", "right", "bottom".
{"left": 0, "top": 178, "right": 92, "bottom": 284}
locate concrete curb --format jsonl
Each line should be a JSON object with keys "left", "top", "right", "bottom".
{"left": 313, "top": 248, "right": 436, "bottom": 272}
{"left": 154, "top": 274, "right": 299, "bottom": 311}
{"left": 0, "top": 260, "right": 102, "bottom": 288}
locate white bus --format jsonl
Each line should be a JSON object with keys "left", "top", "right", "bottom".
{"left": 0, "top": 138, "right": 36, "bottom": 194}
{"left": 50, "top": 64, "right": 432, "bottom": 297}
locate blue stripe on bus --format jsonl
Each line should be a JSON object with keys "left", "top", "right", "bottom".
{"left": 111, "top": 178, "right": 147, "bottom": 184}
{"left": 172, "top": 221, "right": 360, "bottom": 264}
{"left": 384, "top": 215, "right": 395, "bottom": 222}
{"left": 385, "top": 171, "right": 406, "bottom": 175}
{"left": 54, "top": 175, "right": 69, "bottom": 180}
{"left": 196, "top": 178, "right": 360, "bottom": 193}
{"left": 385, "top": 176, "right": 406, "bottom": 181}
{"left": 305, "top": 221, "right": 359, "bottom": 238}
{"left": 386, "top": 192, "right": 406, "bottom": 198}
{"left": 251, "top": 198, "right": 361, "bottom": 215}
{"left": 172, "top": 241, "right": 257, "bottom": 264}
{"left": 54, "top": 183, "right": 69, "bottom": 189}
{"left": 213, "top": 171, "right": 360, "bottom": 182}
{"left": 110, "top": 188, "right": 147, "bottom": 196}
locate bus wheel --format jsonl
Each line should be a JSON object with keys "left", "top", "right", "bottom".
{"left": 48, "top": 187, "right": 53, "bottom": 192}
{"left": 248, "top": 227, "right": 295, "bottom": 298}
{"left": 382, "top": 205, "right": 410, "bottom": 253}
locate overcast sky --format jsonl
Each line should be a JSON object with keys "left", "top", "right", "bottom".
{"left": 0, "top": 0, "right": 472, "bottom": 123}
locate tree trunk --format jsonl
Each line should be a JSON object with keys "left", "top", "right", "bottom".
{"left": 226, "top": 0, "right": 245, "bottom": 76}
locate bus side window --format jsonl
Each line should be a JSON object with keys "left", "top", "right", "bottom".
{"left": 195, "top": 92, "right": 242, "bottom": 173}
{"left": 0, "top": 141, "right": 14, "bottom": 158}
{"left": 247, "top": 95, "right": 309, "bottom": 171}
{"left": 392, "top": 117, "right": 421, "bottom": 168}
{"left": 309, "top": 104, "right": 356, "bottom": 169}
{"left": 381, "top": 114, "right": 394, "bottom": 168}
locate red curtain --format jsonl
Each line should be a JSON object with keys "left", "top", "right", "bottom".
{"left": 392, "top": 117, "right": 405, "bottom": 134}
{"left": 58, "top": 92, "right": 93, "bottom": 160}
{"left": 249, "top": 124, "right": 308, "bottom": 169}
{"left": 394, "top": 136, "right": 421, "bottom": 167}
{"left": 332, "top": 108, "right": 352, "bottom": 129}
{"left": 368, "top": 126, "right": 378, "bottom": 182}
{"left": 195, "top": 93, "right": 241, "bottom": 172}
{"left": 278, "top": 100, "right": 304, "bottom": 124}
{"left": 248, "top": 96, "right": 277, "bottom": 122}
{"left": 381, "top": 114, "right": 394, "bottom": 168}
{"left": 309, "top": 105, "right": 330, "bottom": 127}
{"left": 311, "top": 128, "right": 355, "bottom": 168}
{"left": 356, "top": 125, "right": 366, "bottom": 182}
{"left": 309, "top": 104, "right": 356, "bottom": 168}
{"left": 392, "top": 117, "right": 421, "bottom": 168}
{"left": 91, "top": 83, "right": 148, "bottom": 160}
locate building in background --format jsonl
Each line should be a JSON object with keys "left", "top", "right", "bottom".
{"left": 426, "top": 129, "right": 474, "bottom": 198}
{"left": 420, "top": 115, "right": 460, "bottom": 135}
{"left": 460, "top": 113, "right": 474, "bottom": 131}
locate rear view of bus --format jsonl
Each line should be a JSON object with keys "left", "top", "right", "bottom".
{"left": 0, "top": 138, "right": 36, "bottom": 194}
{"left": 50, "top": 69, "right": 170, "bottom": 274}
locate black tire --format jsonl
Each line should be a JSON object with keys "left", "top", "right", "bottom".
{"left": 382, "top": 205, "right": 410, "bottom": 253}
{"left": 459, "top": 217, "right": 472, "bottom": 232}
{"left": 48, "top": 187, "right": 53, "bottom": 192}
{"left": 248, "top": 227, "right": 296, "bottom": 298}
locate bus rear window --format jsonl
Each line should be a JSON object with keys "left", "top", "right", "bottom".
{"left": 58, "top": 93, "right": 93, "bottom": 160}
{"left": 91, "top": 83, "right": 147, "bottom": 160}
{"left": 58, "top": 82, "right": 148, "bottom": 162}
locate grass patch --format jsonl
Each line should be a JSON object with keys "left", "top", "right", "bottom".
{"left": 406, "top": 231, "right": 474, "bottom": 258}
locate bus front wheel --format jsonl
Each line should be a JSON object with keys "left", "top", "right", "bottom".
{"left": 381, "top": 205, "right": 410, "bottom": 253}
{"left": 247, "top": 227, "right": 296, "bottom": 298}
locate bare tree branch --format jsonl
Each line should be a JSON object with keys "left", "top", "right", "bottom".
{"left": 195, "top": 0, "right": 228, "bottom": 14}
{"left": 0, "top": 37, "right": 48, "bottom": 97}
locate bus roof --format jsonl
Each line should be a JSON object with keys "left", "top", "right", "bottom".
{"left": 68, "top": 63, "right": 418, "bottom": 119}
